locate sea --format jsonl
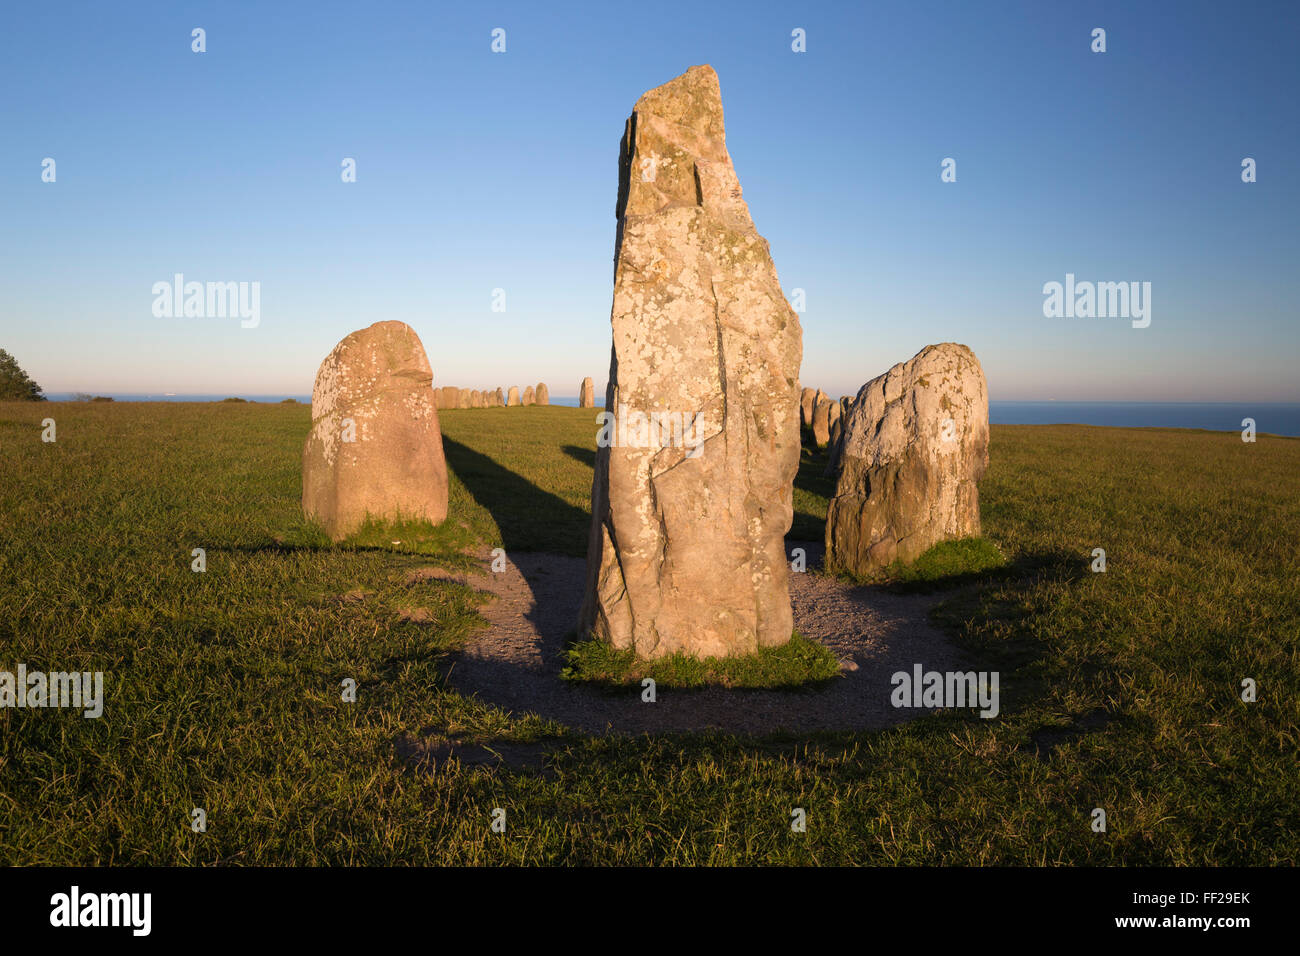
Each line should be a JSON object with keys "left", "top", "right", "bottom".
{"left": 988, "top": 402, "right": 1300, "bottom": 437}
{"left": 41, "top": 395, "right": 1300, "bottom": 437}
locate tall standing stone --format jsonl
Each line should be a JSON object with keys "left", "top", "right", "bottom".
{"left": 522, "top": 385, "right": 535, "bottom": 406}
{"left": 507, "top": 386, "right": 519, "bottom": 406}
{"left": 579, "top": 377, "right": 595, "bottom": 408}
{"left": 825, "top": 343, "right": 989, "bottom": 575}
{"left": 579, "top": 65, "right": 803, "bottom": 659}
{"left": 812, "top": 398, "right": 831, "bottom": 448}
{"left": 301, "top": 321, "right": 448, "bottom": 540}
{"left": 495, "top": 387, "right": 505, "bottom": 407}
{"left": 800, "top": 387, "right": 816, "bottom": 430}
{"left": 440, "top": 386, "right": 459, "bottom": 409}
{"left": 535, "top": 382, "right": 549, "bottom": 405}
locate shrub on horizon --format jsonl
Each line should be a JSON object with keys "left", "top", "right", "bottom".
{"left": 0, "top": 348, "right": 46, "bottom": 401}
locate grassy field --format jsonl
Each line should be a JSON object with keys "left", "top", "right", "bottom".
{"left": 0, "top": 401, "right": 1297, "bottom": 864}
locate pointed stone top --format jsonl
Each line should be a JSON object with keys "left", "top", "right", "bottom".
{"left": 633, "top": 65, "right": 724, "bottom": 136}
{"left": 619, "top": 65, "right": 748, "bottom": 223}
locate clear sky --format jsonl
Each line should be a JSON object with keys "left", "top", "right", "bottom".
{"left": 2, "top": 0, "right": 1296, "bottom": 401}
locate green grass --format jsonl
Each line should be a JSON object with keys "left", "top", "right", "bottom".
{"left": 0, "top": 402, "right": 1297, "bottom": 864}
{"left": 836, "top": 536, "right": 1010, "bottom": 589}
{"left": 561, "top": 631, "right": 842, "bottom": 689}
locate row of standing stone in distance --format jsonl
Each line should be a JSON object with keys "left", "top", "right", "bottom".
{"left": 431, "top": 377, "right": 599, "bottom": 409}
{"left": 801, "top": 387, "right": 853, "bottom": 455}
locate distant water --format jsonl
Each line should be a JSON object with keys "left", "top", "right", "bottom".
{"left": 991, "top": 402, "right": 1300, "bottom": 437}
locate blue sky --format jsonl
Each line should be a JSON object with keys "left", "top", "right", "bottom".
{"left": 2, "top": 0, "right": 1296, "bottom": 401}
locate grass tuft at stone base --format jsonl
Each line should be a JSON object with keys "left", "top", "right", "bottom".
{"left": 560, "top": 631, "right": 842, "bottom": 689}
{"left": 828, "top": 536, "right": 1008, "bottom": 589}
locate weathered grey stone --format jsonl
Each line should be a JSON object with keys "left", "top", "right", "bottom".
{"left": 522, "top": 385, "right": 535, "bottom": 406}
{"left": 495, "top": 387, "right": 505, "bottom": 407}
{"left": 507, "top": 386, "right": 519, "bottom": 406}
{"left": 579, "top": 65, "right": 803, "bottom": 659}
{"left": 535, "top": 383, "right": 549, "bottom": 405}
{"left": 579, "top": 377, "right": 595, "bottom": 408}
{"left": 825, "top": 343, "right": 989, "bottom": 575}
{"left": 301, "top": 321, "right": 448, "bottom": 540}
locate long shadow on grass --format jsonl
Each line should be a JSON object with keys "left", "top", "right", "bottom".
{"left": 790, "top": 448, "right": 836, "bottom": 540}
{"left": 562, "top": 445, "right": 595, "bottom": 469}
{"left": 443, "top": 437, "right": 589, "bottom": 555}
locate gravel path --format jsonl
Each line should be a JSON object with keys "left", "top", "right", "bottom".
{"left": 434, "top": 542, "right": 967, "bottom": 735}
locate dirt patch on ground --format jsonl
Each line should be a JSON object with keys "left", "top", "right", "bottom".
{"left": 433, "top": 542, "right": 971, "bottom": 735}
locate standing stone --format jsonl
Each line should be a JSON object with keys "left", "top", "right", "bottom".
{"left": 432, "top": 389, "right": 442, "bottom": 410}
{"left": 826, "top": 397, "right": 860, "bottom": 477}
{"left": 471, "top": 389, "right": 484, "bottom": 408}
{"left": 301, "top": 321, "right": 448, "bottom": 541}
{"left": 507, "top": 385, "right": 519, "bottom": 406}
{"left": 522, "top": 385, "right": 535, "bottom": 406}
{"left": 579, "top": 377, "right": 595, "bottom": 408}
{"left": 457, "top": 388, "right": 470, "bottom": 409}
{"left": 825, "top": 343, "right": 989, "bottom": 575}
{"left": 828, "top": 399, "right": 841, "bottom": 434}
{"left": 800, "top": 387, "right": 816, "bottom": 430}
{"left": 495, "top": 387, "right": 505, "bottom": 407}
{"left": 579, "top": 65, "right": 803, "bottom": 659}
{"left": 440, "top": 386, "right": 458, "bottom": 409}
{"left": 825, "top": 400, "right": 852, "bottom": 478}
{"left": 812, "top": 398, "right": 831, "bottom": 448}
{"left": 535, "top": 383, "right": 549, "bottom": 405}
